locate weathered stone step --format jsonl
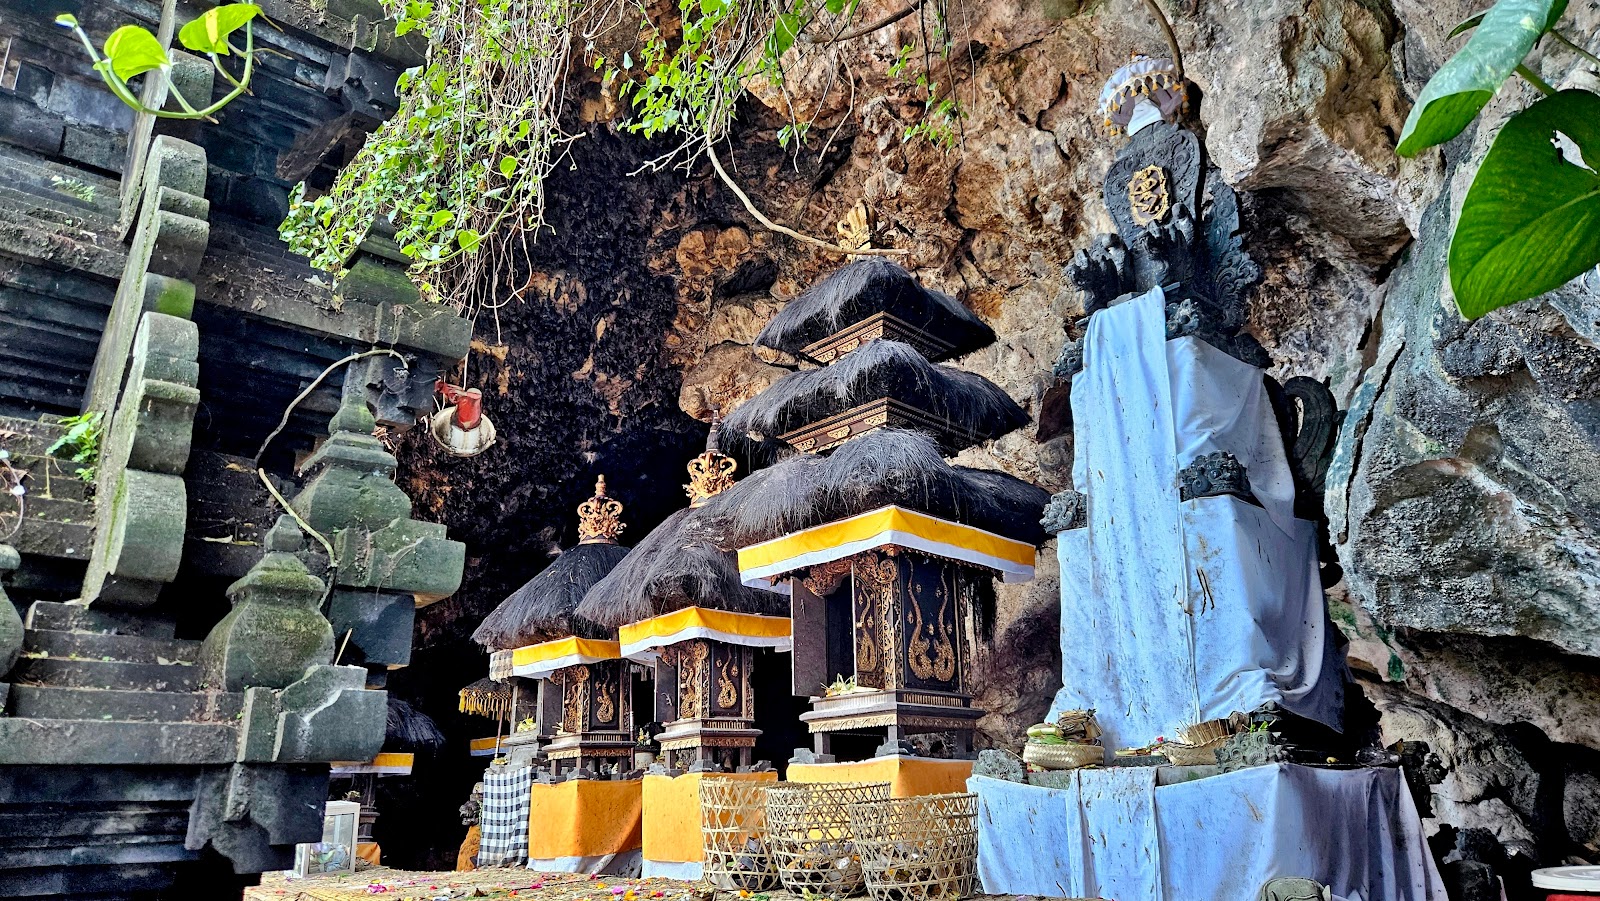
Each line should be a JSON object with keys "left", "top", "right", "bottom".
{"left": 0, "top": 861, "right": 179, "bottom": 898}
{"left": 9, "top": 656, "right": 200, "bottom": 691}
{"left": 6, "top": 685, "right": 240, "bottom": 723}
{"left": 23, "top": 630, "right": 199, "bottom": 665}
{"left": 14, "top": 494, "right": 92, "bottom": 525}
{"left": 0, "top": 805, "right": 190, "bottom": 848}
{"left": 0, "top": 182, "right": 114, "bottom": 233}
{"left": 0, "top": 415, "right": 69, "bottom": 456}
{"left": 26, "top": 602, "right": 176, "bottom": 639}
{"left": 0, "top": 719, "right": 234, "bottom": 765}
{"left": 13, "top": 515, "right": 92, "bottom": 561}
{"left": 7, "top": 453, "right": 91, "bottom": 501}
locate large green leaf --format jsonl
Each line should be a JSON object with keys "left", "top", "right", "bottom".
{"left": 1450, "top": 89, "right": 1600, "bottom": 318}
{"left": 102, "top": 26, "right": 169, "bottom": 81}
{"left": 1396, "top": 0, "right": 1567, "bottom": 156}
{"left": 178, "top": 4, "right": 261, "bottom": 56}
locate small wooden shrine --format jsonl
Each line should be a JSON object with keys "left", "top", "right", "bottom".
{"left": 577, "top": 419, "right": 792, "bottom": 773}
{"left": 472, "top": 478, "right": 636, "bottom": 776}
{"left": 716, "top": 261, "right": 1048, "bottom": 760}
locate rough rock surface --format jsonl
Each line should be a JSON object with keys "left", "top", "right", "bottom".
{"left": 394, "top": 0, "right": 1600, "bottom": 876}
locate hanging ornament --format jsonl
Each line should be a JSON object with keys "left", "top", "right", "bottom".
{"left": 432, "top": 381, "right": 497, "bottom": 457}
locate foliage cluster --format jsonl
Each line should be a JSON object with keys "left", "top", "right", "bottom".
{"left": 280, "top": 0, "right": 587, "bottom": 314}
{"left": 46, "top": 412, "right": 104, "bottom": 483}
{"left": 1397, "top": 0, "right": 1599, "bottom": 319}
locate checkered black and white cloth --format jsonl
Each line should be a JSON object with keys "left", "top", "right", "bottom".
{"left": 489, "top": 650, "right": 514, "bottom": 682}
{"left": 477, "top": 764, "right": 532, "bottom": 867}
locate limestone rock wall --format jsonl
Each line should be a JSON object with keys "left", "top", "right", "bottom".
{"left": 400, "top": 0, "right": 1600, "bottom": 874}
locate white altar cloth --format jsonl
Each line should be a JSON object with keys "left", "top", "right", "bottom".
{"left": 970, "top": 765, "right": 1446, "bottom": 901}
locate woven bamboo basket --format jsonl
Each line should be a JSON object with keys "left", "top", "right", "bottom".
{"left": 1020, "top": 741, "right": 1103, "bottom": 770}
{"left": 846, "top": 793, "right": 979, "bottom": 901}
{"left": 700, "top": 778, "right": 779, "bottom": 892}
{"left": 1158, "top": 735, "right": 1229, "bottom": 766}
{"left": 766, "top": 781, "right": 892, "bottom": 895}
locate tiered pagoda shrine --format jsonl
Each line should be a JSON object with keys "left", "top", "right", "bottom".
{"left": 717, "top": 260, "right": 1048, "bottom": 764}
{"left": 475, "top": 478, "right": 636, "bottom": 777}
{"left": 576, "top": 420, "right": 791, "bottom": 773}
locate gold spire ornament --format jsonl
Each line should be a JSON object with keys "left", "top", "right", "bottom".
{"left": 577, "top": 475, "right": 626, "bottom": 544}
{"left": 684, "top": 407, "right": 738, "bottom": 507}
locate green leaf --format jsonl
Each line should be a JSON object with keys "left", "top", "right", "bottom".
{"left": 1396, "top": 0, "right": 1568, "bottom": 156}
{"left": 825, "top": 0, "right": 847, "bottom": 12}
{"left": 1449, "top": 90, "right": 1600, "bottom": 318}
{"left": 699, "top": 0, "right": 725, "bottom": 15}
{"left": 457, "top": 228, "right": 482, "bottom": 252}
{"left": 767, "top": 12, "right": 802, "bottom": 60}
{"left": 54, "top": 13, "right": 78, "bottom": 28}
{"left": 430, "top": 209, "right": 455, "bottom": 228}
{"left": 178, "top": 4, "right": 261, "bottom": 56}
{"left": 1449, "top": 11, "right": 1488, "bottom": 38}
{"left": 102, "top": 26, "right": 169, "bottom": 81}
{"left": 499, "top": 155, "right": 517, "bottom": 177}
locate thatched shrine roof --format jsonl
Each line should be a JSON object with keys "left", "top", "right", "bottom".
{"left": 720, "top": 340, "right": 1028, "bottom": 459}
{"left": 700, "top": 428, "right": 1051, "bottom": 548}
{"left": 757, "top": 259, "right": 996, "bottom": 361}
{"left": 386, "top": 697, "right": 446, "bottom": 753}
{"left": 573, "top": 505, "right": 787, "bottom": 629}
{"left": 471, "top": 541, "right": 629, "bottom": 649}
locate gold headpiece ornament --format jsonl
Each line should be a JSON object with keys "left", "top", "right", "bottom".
{"left": 1097, "top": 54, "right": 1187, "bottom": 137}
{"left": 577, "top": 475, "right": 626, "bottom": 544}
{"left": 836, "top": 199, "right": 876, "bottom": 255}
{"left": 684, "top": 407, "right": 738, "bottom": 508}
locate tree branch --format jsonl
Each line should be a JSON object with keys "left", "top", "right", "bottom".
{"left": 704, "top": 138, "right": 909, "bottom": 257}
{"left": 1141, "top": 0, "right": 1184, "bottom": 78}
{"left": 801, "top": 0, "right": 924, "bottom": 45}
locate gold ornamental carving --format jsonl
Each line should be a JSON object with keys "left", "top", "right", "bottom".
{"left": 594, "top": 670, "right": 617, "bottom": 724}
{"left": 1127, "top": 165, "right": 1171, "bottom": 226}
{"left": 679, "top": 640, "right": 711, "bottom": 719}
{"left": 717, "top": 653, "right": 738, "bottom": 710}
{"left": 577, "top": 475, "right": 625, "bottom": 544}
{"left": 852, "top": 552, "right": 899, "bottom": 687}
{"left": 907, "top": 575, "right": 958, "bottom": 684}
{"left": 801, "top": 558, "right": 853, "bottom": 597}
{"left": 558, "top": 665, "right": 589, "bottom": 733}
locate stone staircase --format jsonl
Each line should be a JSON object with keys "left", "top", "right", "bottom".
{"left": 0, "top": 602, "right": 246, "bottom": 896}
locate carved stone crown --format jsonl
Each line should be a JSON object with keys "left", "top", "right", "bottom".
{"left": 685, "top": 407, "right": 737, "bottom": 508}
{"left": 578, "top": 475, "right": 626, "bottom": 544}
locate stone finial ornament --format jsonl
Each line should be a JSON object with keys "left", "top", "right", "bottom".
{"left": 1257, "top": 878, "right": 1332, "bottom": 901}
{"left": 684, "top": 407, "right": 738, "bottom": 508}
{"left": 1097, "top": 54, "right": 1187, "bottom": 137}
{"left": 577, "top": 476, "right": 626, "bottom": 544}
{"left": 1041, "top": 490, "right": 1088, "bottom": 533}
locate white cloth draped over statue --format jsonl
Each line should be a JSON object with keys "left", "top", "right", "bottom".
{"left": 1050, "top": 287, "right": 1345, "bottom": 750}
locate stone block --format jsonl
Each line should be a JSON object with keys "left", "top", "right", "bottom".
{"left": 83, "top": 468, "right": 188, "bottom": 606}
{"left": 199, "top": 519, "right": 335, "bottom": 691}
{"left": 275, "top": 665, "right": 386, "bottom": 763}
{"left": 333, "top": 518, "right": 464, "bottom": 601}
{"left": 326, "top": 589, "right": 414, "bottom": 667}
{"left": 0, "top": 92, "right": 64, "bottom": 156}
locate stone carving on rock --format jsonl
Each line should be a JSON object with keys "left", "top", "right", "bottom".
{"left": 1041, "top": 490, "right": 1087, "bottom": 534}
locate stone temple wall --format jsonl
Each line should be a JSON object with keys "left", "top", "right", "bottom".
{"left": 401, "top": 0, "right": 1600, "bottom": 874}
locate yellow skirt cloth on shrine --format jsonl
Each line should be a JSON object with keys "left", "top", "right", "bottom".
{"left": 526, "top": 779, "right": 643, "bottom": 863}
{"left": 642, "top": 770, "right": 779, "bottom": 875}
{"left": 786, "top": 755, "right": 973, "bottom": 797}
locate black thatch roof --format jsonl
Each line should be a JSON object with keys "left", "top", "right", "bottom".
{"left": 700, "top": 428, "right": 1051, "bottom": 548}
{"left": 471, "top": 541, "right": 630, "bottom": 650}
{"left": 574, "top": 506, "right": 788, "bottom": 629}
{"left": 720, "top": 340, "right": 1028, "bottom": 459}
{"left": 757, "top": 259, "right": 996, "bottom": 360}
{"left": 386, "top": 697, "right": 446, "bottom": 754}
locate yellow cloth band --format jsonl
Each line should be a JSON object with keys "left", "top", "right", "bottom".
{"left": 619, "top": 607, "right": 791, "bottom": 660}
{"left": 510, "top": 637, "right": 622, "bottom": 678}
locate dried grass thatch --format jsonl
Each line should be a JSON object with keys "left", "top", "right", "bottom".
{"left": 471, "top": 541, "right": 629, "bottom": 650}
{"left": 757, "top": 259, "right": 995, "bottom": 360}
{"left": 574, "top": 505, "right": 788, "bottom": 629}
{"left": 701, "top": 428, "right": 1050, "bottom": 548}
{"left": 720, "top": 340, "right": 1027, "bottom": 459}
{"left": 387, "top": 697, "right": 446, "bottom": 753}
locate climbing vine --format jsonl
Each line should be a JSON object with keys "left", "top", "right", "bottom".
{"left": 281, "top": 0, "right": 590, "bottom": 316}
{"left": 282, "top": 0, "right": 971, "bottom": 305}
